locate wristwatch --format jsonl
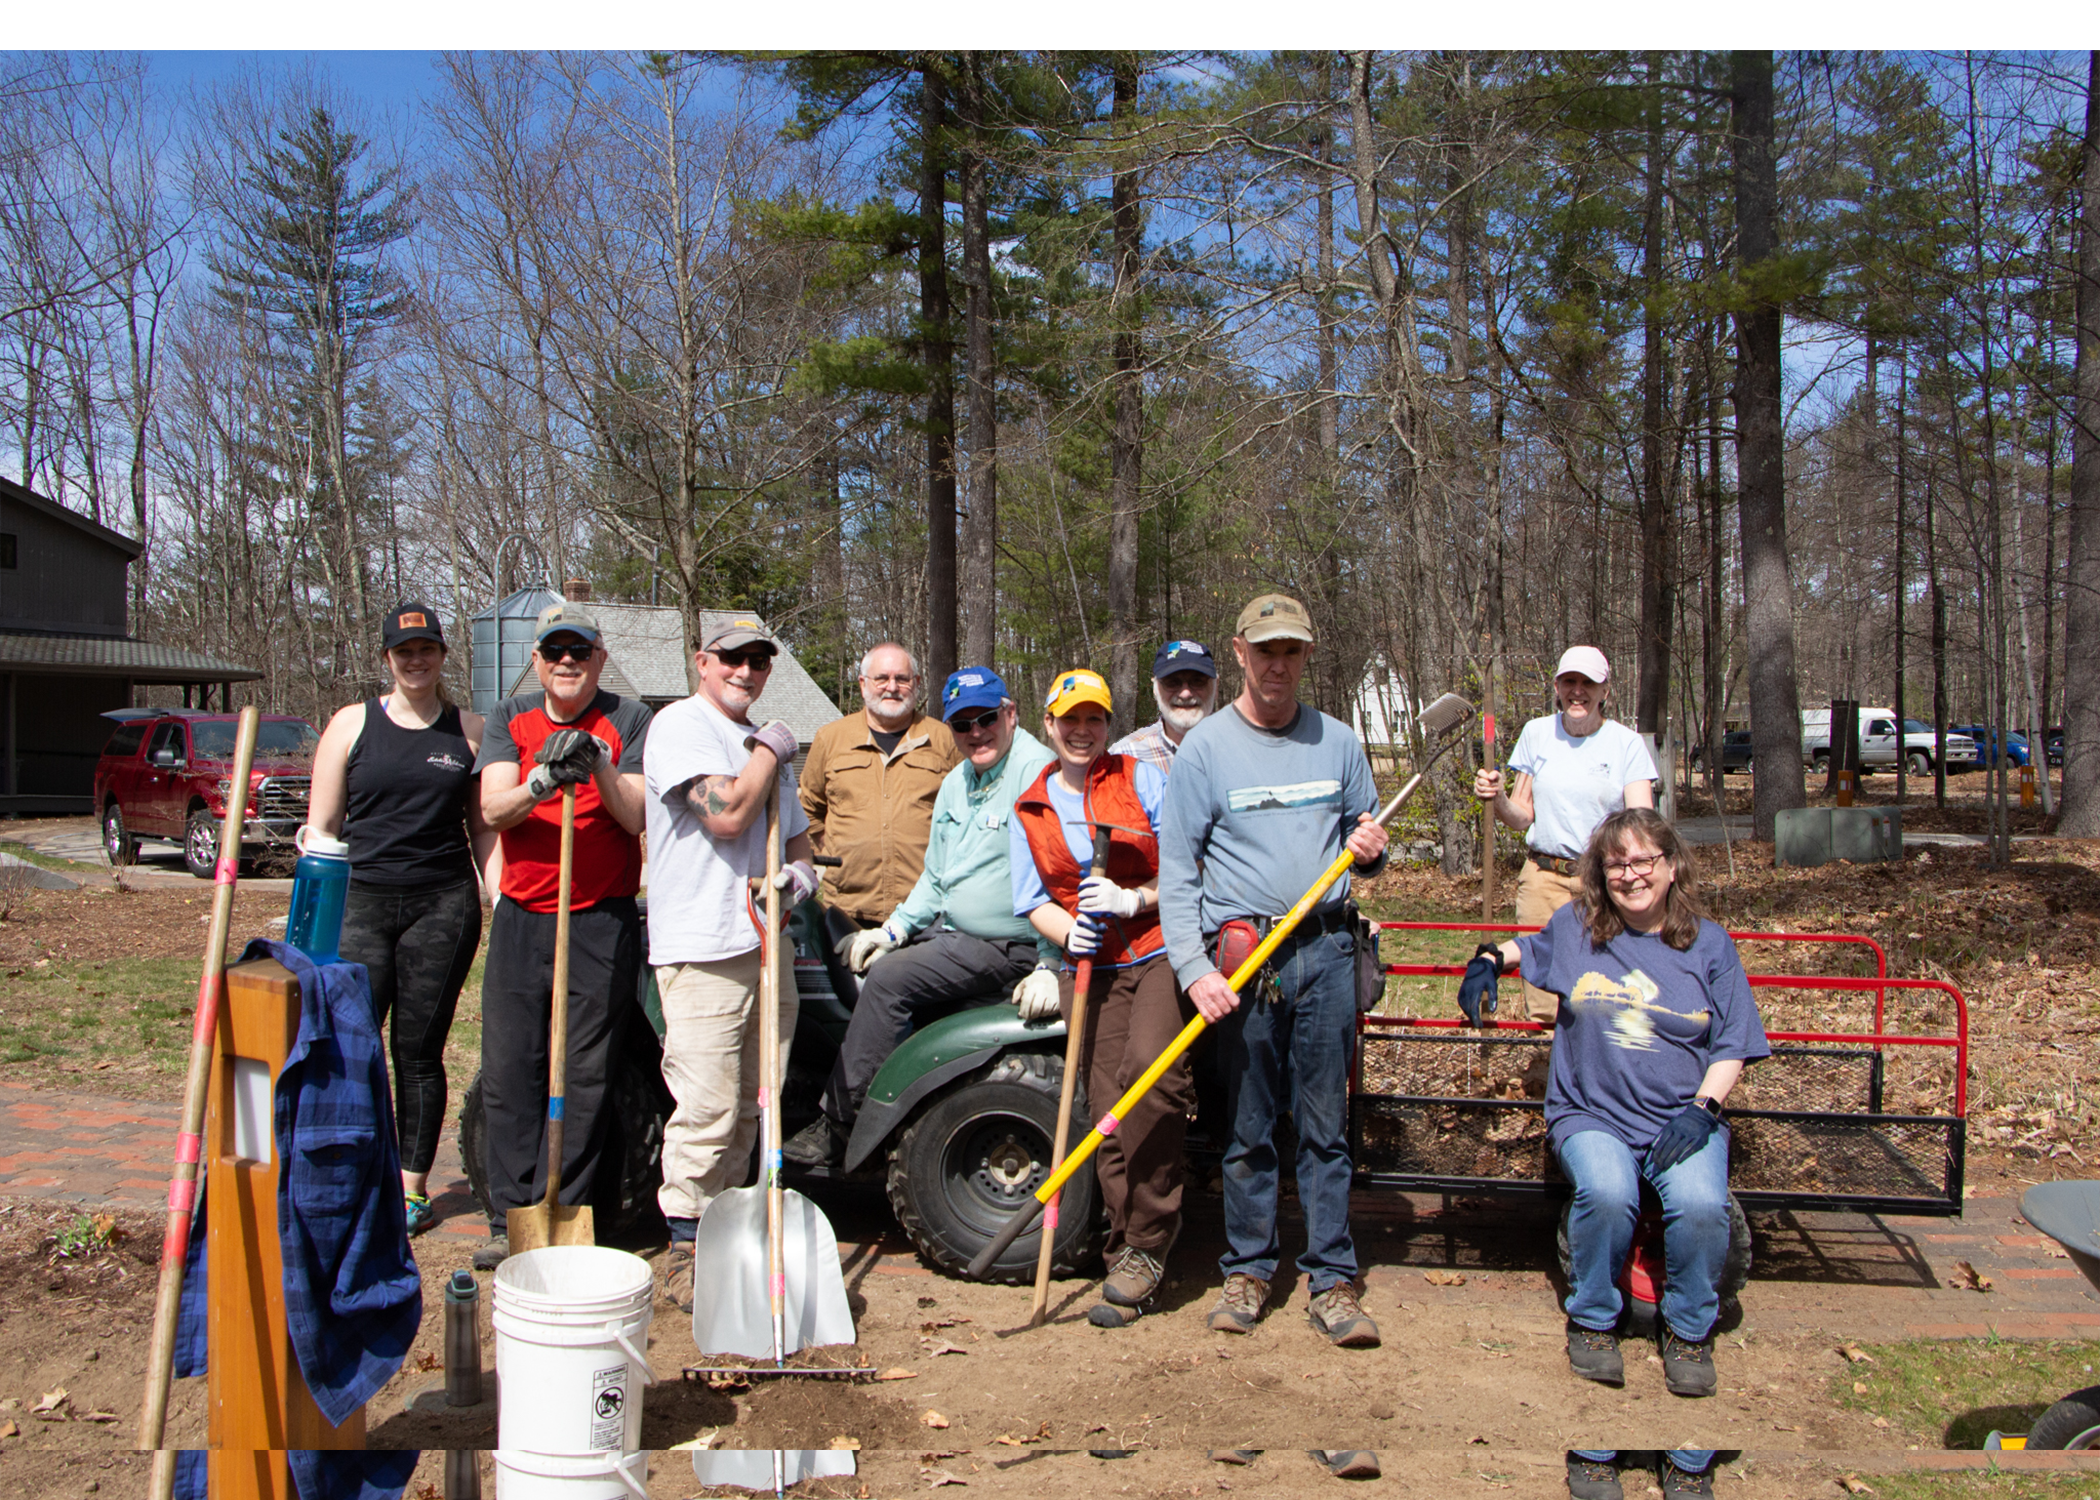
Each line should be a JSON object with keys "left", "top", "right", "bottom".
{"left": 1693, "top": 1095, "right": 1723, "bottom": 1119}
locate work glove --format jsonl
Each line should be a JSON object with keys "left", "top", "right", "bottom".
{"left": 1646, "top": 1100, "right": 1721, "bottom": 1173}
{"left": 1065, "top": 911, "right": 1107, "bottom": 959}
{"left": 840, "top": 919, "right": 906, "bottom": 974}
{"left": 1013, "top": 966, "right": 1062, "bottom": 1022}
{"left": 541, "top": 728, "right": 609, "bottom": 780}
{"left": 746, "top": 719, "right": 797, "bottom": 767}
{"left": 524, "top": 762, "right": 561, "bottom": 801}
{"left": 1457, "top": 943, "right": 1502, "bottom": 1028}
{"left": 773, "top": 859, "right": 818, "bottom": 906}
{"left": 1077, "top": 875, "right": 1144, "bottom": 919}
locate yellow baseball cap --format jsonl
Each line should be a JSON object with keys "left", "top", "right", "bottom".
{"left": 1044, "top": 668, "right": 1113, "bottom": 717}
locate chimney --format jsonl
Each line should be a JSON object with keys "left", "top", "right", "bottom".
{"left": 564, "top": 577, "right": 592, "bottom": 601}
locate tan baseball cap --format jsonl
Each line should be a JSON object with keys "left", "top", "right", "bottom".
{"left": 1235, "top": 593, "right": 1316, "bottom": 644}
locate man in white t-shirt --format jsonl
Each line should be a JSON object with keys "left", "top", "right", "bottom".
{"left": 643, "top": 617, "right": 818, "bottom": 1311}
{"left": 1473, "top": 646, "right": 1657, "bottom": 1023}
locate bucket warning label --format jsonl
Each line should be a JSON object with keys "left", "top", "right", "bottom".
{"left": 589, "top": 1364, "right": 628, "bottom": 1448}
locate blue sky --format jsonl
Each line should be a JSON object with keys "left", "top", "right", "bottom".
{"left": 146, "top": 51, "right": 441, "bottom": 114}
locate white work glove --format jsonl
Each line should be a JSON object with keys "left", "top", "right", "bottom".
{"left": 746, "top": 719, "right": 797, "bottom": 767}
{"left": 840, "top": 919, "right": 907, "bottom": 974}
{"left": 1077, "top": 875, "right": 1144, "bottom": 919}
{"left": 1064, "top": 911, "right": 1106, "bottom": 959}
{"left": 1013, "top": 966, "right": 1062, "bottom": 1022}
{"left": 773, "top": 860, "right": 818, "bottom": 905}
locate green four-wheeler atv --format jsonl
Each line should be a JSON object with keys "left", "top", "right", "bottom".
{"left": 457, "top": 895, "right": 1106, "bottom": 1280}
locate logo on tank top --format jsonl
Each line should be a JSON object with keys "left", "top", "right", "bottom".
{"left": 427, "top": 753, "right": 467, "bottom": 771}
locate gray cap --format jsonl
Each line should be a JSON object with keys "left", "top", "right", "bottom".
{"left": 534, "top": 602, "right": 602, "bottom": 643}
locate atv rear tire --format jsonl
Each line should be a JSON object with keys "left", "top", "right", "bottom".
{"left": 886, "top": 1050, "right": 1104, "bottom": 1283}
{"left": 2025, "top": 1386, "right": 2100, "bottom": 1450}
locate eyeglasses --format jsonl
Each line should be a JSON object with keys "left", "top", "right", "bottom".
{"left": 864, "top": 674, "right": 915, "bottom": 686}
{"left": 948, "top": 709, "right": 1001, "bottom": 735}
{"left": 1603, "top": 853, "right": 1666, "bottom": 879}
{"left": 714, "top": 650, "right": 775, "bottom": 672}
{"left": 538, "top": 641, "right": 596, "bottom": 663}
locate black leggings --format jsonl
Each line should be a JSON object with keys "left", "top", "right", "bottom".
{"left": 340, "top": 876, "right": 484, "bottom": 1176}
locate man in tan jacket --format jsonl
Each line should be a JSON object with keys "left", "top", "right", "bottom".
{"left": 798, "top": 643, "right": 960, "bottom": 931}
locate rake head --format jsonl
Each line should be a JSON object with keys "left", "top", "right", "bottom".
{"left": 1416, "top": 692, "right": 1476, "bottom": 737}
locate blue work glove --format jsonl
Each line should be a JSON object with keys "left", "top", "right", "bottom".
{"left": 1456, "top": 943, "right": 1501, "bottom": 1028}
{"left": 1646, "top": 1100, "right": 1721, "bottom": 1173}
{"left": 1065, "top": 912, "right": 1107, "bottom": 959}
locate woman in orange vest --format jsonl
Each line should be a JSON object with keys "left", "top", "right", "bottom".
{"left": 1008, "top": 668, "right": 1194, "bottom": 1328}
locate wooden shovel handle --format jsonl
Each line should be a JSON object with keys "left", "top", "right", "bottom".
{"left": 542, "top": 786, "right": 576, "bottom": 1210}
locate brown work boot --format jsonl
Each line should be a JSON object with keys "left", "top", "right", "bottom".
{"left": 660, "top": 1241, "right": 695, "bottom": 1315}
{"left": 1089, "top": 1242, "right": 1171, "bottom": 1327}
{"left": 1306, "top": 1281, "right": 1381, "bottom": 1348}
{"left": 1207, "top": 1272, "right": 1270, "bottom": 1333}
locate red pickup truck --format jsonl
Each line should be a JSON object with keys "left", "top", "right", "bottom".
{"left": 93, "top": 710, "right": 319, "bottom": 878}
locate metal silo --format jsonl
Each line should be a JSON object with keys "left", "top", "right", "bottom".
{"left": 470, "top": 587, "right": 562, "bottom": 714}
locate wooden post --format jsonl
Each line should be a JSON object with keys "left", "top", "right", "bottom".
{"left": 206, "top": 957, "right": 364, "bottom": 1497}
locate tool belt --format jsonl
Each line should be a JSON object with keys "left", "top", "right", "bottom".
{"left": 1528, "top": 851, "right": 1582, "bottom": 877}
{"left": 1210, "top": 903, "right": 1381, "bottom": 1011}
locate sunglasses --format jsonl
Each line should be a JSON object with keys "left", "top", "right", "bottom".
{"left": 538, "top": 640, "right": 596, "bottom": 663}
{"left": 714, "top": 650, "right": 775, "bottom": 671}
{"left": 948, "top": 708, "right": 1001, "bottom": 735}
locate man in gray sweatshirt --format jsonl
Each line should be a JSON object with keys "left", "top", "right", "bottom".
{"left": 1158, "top": 593, "right": 1389, "bottom": 1349}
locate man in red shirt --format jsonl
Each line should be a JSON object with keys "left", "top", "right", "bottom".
{"left": 473, "top": 602, "right": 652, "bottom": 1268}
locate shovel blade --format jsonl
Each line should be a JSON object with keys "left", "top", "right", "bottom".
{"left": 689, "top": 1186, "right": 856, "bottom": 1358}
{"left": 507, "top": 1199, "right": 595, "bottom": 1254}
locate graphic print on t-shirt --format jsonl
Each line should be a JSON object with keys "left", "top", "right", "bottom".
{"left": 1225, "top": 777, "right": 1342, "bottom": 813}
{"left": 1569, "top": 967, "right": 1708, "bottom": 1052}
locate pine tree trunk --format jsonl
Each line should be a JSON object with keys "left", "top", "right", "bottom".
{"left": 959, "top": 56, "right": 998, "bottom": 671}
{"left": 1730, "top": 50, "right": 1806, "bottom": 840}
{"left": 2060, "top": 49, "right": 2100, "bottom": 835}
{"left": 1108, "top": 59, "right": 1144, "bottom": 722}
{"left": 1636, "top": 52, "right": 1672, "bottom": 736}
{"left": 920, "top": 61, "right": 959, "bottom": 686}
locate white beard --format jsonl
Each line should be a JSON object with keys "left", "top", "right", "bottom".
{"left": 1154, "top": 683, "right": 1213, "bottom": 735}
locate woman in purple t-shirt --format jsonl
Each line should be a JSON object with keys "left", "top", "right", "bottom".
{"left": 1457, "top": 808, "right": 1768, "bottom": 1413}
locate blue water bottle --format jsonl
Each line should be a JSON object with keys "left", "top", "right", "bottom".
{"left": 286, "top": 826, "right": 351, "bottom": 964}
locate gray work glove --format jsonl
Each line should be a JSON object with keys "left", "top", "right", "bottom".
{"left": 524, "top": 762, "right": 561, "bottom": 801}
{"left": 746, "top": 719, "right": 797, "bottom": 767}
{"left": 840, "top": 919, "right": 907, "bottom": 974}
{"left": 1013, "top": 967, "right": 1062, "bottom": 1022}
{"left": 539, "top": 728, "right": 607, "bottom": 788}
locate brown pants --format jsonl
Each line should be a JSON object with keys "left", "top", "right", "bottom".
{"left": 1514, "top": 860, "right": 1581, "bottom": 1023}
{"left": 1060, "top": 955, "right": 1195, "bottom": 1255}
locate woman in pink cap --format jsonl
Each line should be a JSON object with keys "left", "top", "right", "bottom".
{"left": 1471, "top": 647, "right": 1658, "bottom": 1024}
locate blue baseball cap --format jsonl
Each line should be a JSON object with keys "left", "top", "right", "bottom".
{"left": 1152, "top": 639, "right": 1218, "bottom": 679}
{"left": 941, "top": 666, "right": 1010, "bottom": 719}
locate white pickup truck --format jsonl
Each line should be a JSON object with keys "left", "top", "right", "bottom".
{"left": 1800, "top": 707, "right": 1978, "bottom": 777}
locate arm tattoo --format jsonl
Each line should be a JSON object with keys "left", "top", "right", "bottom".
{"left": 685, "top": 774, "right": 736, "bottom": 818}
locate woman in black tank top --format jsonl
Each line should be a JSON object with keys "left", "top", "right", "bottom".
{"left": 308, "top": 602, "right": 496, "bottom": 1237}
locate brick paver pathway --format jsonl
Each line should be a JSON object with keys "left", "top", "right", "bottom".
{"left": 3, "top": 1077, "right": 2095, "bottom": 1339}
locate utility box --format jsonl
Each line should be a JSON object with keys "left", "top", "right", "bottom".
{"left": 1775, "top": 807, "right": 1903, "bottom": 868}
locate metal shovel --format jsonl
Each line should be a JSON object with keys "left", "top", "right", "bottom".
{"left": 509, "top": 785, "right": 595, "bottom": 1252}
{"left": 690, "top": 781, "right": 855, "bottom": 1360}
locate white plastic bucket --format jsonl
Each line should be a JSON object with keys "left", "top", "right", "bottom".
{"left": 494, "top": 1448, "right": 649, "bottom": 1499}
{"left": 493, "top": 1245, "right": 656, "bottom": 1454}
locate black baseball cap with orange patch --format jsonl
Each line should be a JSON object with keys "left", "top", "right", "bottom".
{"left": 382, "top": 602, "right": 446, "bottom": 651}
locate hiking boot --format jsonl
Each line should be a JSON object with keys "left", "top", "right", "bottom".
{"left": 1565, "top": 1454, "right": 1623, "bottom": 1500}
{"left": 1660, "top": 1326, "right": 1716, "bottom": 1397}
{"left": 1659, "top": 1457, "right": 1714, "bottom": 1497}
{"left": 1311, "top": 1451, "right": 1380, "bottom": 1480}
{"left": 661, "top": 1241, "right": 696, "bottom": 1315}
{"left": 404, "top": 1192, "right": 437, "bottom": 1237}
{"left": 1089, "top": 1242, "right": 1170, "bottom": 1327}
{"left": 1306, "top": 1282, "right": 1381, "bottom": 1348}
{"left": 1207, "top": 1272, "right": 1270, "bottom": 1333}
{"left": 782, "top": 1116, "right": 850, "bottom": 1170}
{"left": 1565, "top": 1321, "right": 1624, "bottom": 1385}
{"left": 471, "top": 1230, "right": 509, "bottom": 1272}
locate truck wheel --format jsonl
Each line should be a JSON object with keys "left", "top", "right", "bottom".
{"left": 103, "top": 803, "right": 138, "bottom": 866}
{"left": 1811, "top": 750, "right": 1830, "bottom": 773}
{"left": 2025, "top": 1387, "right": 2100, "bottom": 1450}
{"left": 184, "top": 810, "right": 220, "bottom": 880}
{"left": 456, "top": 1028, "right": 672, "bottom": 1233}
{"left": 887, "top": 1050, "right": 1103, "bottom": 1283}
{"left": 1906, "top": 750, "right": 1932, "bottom": 777}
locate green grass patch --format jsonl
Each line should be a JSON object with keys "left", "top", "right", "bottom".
{"left": 0, "top": 956, "right": 201, "bottom": 1076}
{"left": 1837, "top": 1337, "right": 2100, "bottom": 1449}
{"left": 1840, "top": 1474, "right": 2100, "bottom": 1500}
{"left": 0, "top": 838, "right": 106, "bottom": 876}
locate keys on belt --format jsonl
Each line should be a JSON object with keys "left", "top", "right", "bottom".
{"left": 1529, "top": 851, "right": 1581, "bottom": 877}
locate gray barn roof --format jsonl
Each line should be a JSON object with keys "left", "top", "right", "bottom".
{"left": 503, "top": 602, "right": 840, "bottom": 746}
{"left": 0, "top": 633, "right": 259, "bottom": 682}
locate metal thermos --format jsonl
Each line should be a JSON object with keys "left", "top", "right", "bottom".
{"left": 443, "top": 1269, "right": 482, "bottom": 1407}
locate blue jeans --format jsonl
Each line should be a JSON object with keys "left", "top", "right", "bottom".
{"left": 1557, "top": 1125, "right": 1732, "bottom": 1341}
{"left": 1216, "top": 925, "right": 1358, "bottom": 1294}
{"left": 1573, "top": 1452, "right": 1715, "bottom": 1473}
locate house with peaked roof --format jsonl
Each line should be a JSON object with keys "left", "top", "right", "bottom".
{"left": 1, "top": 476, "right": 261, "bottom": 814}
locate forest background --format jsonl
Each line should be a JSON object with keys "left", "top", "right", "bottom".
{"left": 7, "top": 47, "right": 2100, "bottom": 862}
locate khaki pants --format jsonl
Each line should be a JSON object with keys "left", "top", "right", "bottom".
{"left": 1514, "top": 861, "right": 1581, "bottom": 1023}
{"left": 654, "top": 942, "right": 797, "bottom": 1226}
